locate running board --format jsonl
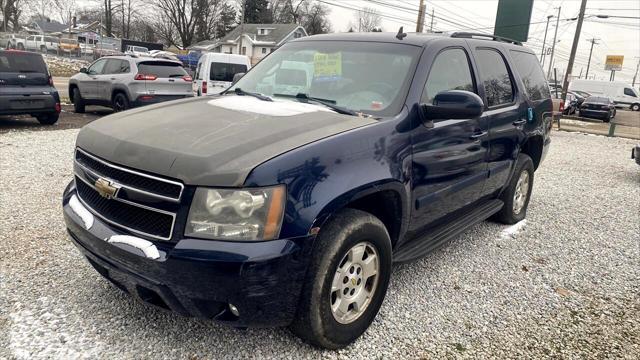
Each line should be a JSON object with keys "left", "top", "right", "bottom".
{"left": 393, "top": 199, "right": 504, "bottom": 263}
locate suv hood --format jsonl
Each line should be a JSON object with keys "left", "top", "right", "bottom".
{"left": 76, "top": 95, "right": 377, "bottom": 186}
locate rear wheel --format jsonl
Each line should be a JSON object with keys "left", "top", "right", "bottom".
{"left": 17, "top": 43, "right": 24, "bottom": 50}
{"left": 40, "top": 45, "right": 47, "bottom": 53}
{"left": 35, "top": 113, "right": 59, "bottom": 125}
{"left": 631, "top": 103, "right": 640, "bottom": 112}
{"left": 492, "top": 153, "right": 534, "bottom": 224}
{"left": 290, "top": 208, "right": 392, "bottom": 349}
{"left": 72, "top": 88, "right": 85, "bottom": 113}
{"left": 112, "top": 93, "right": 130, "bottom": 112}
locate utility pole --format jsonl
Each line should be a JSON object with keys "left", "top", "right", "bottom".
{"left": 416, "top": 0, "right": 426, "bottom": 33}
{"left": 238, "top": 1, "right": 245, "bottom": 55}
{"left": 632, "top": 57, "right": 640, "bottom": 87}
{"left": 561, "top": 0, "right": 588, "bottom": 102}
{"left": 429, "top": 9, "right": 435, "bottom": 32}
{"left": 585, "top": 38, "right": 599, "bottom": 79}
{"left": 541, "top": 15, "right": 554, "bottom": 66}
{"left": 547, "top": 6, "right": 561, "bottom": 79}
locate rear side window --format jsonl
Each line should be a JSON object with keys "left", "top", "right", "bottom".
{"left": 422, "top": 48, "right": 475, "bottom": 104}
{"left": 476, "top": 49, "right": 515, "bottom": 107}
{"left": 510, "top": 50, "right": 550, "bottom": 101}
{"left": 0, "top": 52, "right": 47, "bottom": 74}
{"left": 209, "top": 62, "right": 248, "bottom": 82}
{"left": 624, "top": 88, "right": 637, "bottom": 97}
{"left": 137, "top": 62, "right": 187, "bottom": 78}
{"left": 103, "top": 59, "right": 130, "bottom": 74}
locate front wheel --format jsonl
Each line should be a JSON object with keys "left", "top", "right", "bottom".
{"left": 631, "top": 103, "right": 640, "bottom": 112}
{"left": 73, "top": 88, "right": 85, "bottom": 113}
{"left": 290, "top": 208, "right": 392, "bottom": 349}
{"left": 492, "top": 153, "right": 534, "bottom": 224}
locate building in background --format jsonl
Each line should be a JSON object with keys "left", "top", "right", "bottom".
{"left": 212, "top": 23, "right": 307, "bottom": 65}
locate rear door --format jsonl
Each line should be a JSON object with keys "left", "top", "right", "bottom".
{"left": 209, "top": 60, "right": 248, "bottom": 93}
{"left": 471, "top": 47, "right": 525, "bottom": 196}
{"left": 97, "top": 59, "right": 128, "bottom": 100}
{"left": 137, "top": 61, "right": 192, "bottom": 97}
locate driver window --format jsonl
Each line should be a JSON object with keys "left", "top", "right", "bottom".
{"left": 422, "top": 48, "right": 475, "bottom": 104}
{"left": 88, "top": 59, "right": 107, "bottom": 75}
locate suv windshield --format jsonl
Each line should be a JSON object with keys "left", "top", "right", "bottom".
{"left": 210, "top": 62, "right": 248, "bottom": 82}
{"left": 229, "top": 41, "right": 421, "bottom": 116}
{"left": 138, "top": 61, "right": 187, "bottom": 78}
{"left": 0, "top": 51, "right": 47, "bottom": 74}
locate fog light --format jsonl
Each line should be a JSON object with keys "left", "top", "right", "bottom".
{"left": 229, "top": 303, "right": 240, "bottom": 317}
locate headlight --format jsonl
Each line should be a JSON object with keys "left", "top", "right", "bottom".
{"left": 185, "top": 186, "right": 285, "bottom": 241}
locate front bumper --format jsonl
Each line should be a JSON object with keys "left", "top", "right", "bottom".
{"left": 62, "top": 181, "right": 315, "bottom": 327}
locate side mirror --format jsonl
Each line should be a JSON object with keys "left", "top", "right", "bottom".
{"left": 420, "top": 90, "right": 484, "bottom": 124}
{"left": 232, "top": 72, "right": 245, "bottom": 85}
{"left": 79, "top": 67, "right": 88, "bottom": 74}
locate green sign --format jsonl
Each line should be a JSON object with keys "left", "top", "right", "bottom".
{"left": 493, "top": 0, "right": 534, "bottom": 42}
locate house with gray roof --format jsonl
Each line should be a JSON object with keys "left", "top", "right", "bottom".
{"left": 212, "top": 23, "right": 307, "bottom": 64}
{"left": 27, "top": 19, "right": 70, "bottom": 34}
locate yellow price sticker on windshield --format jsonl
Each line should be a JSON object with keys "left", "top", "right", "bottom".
{"left": 314, "top": 53, "right": 342, "bottom": 79}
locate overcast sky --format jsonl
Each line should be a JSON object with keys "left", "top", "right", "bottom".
{"left": 322, "top": 0, "right": 640, "bottom": 84}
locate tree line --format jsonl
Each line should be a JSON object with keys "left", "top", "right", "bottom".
{"left": 0, "top": 0, "right": 332, "bottom": 47}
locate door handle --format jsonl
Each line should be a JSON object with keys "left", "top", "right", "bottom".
{"left": 512, "top": 119, "right": 526, "bottom": 126}
{"left": 470, "top": 131, "right": 488, "bottom": 140}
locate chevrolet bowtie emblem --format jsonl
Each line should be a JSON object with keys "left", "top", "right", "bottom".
{"left": 95, "top": 178, "right": 119, "bottom": 199}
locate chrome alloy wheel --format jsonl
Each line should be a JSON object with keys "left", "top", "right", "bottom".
{"left": 513, "top": 170, "right": 530, "bottom": 215}
{"left": 330, "top": 242, "right": 379, "bottom": 324}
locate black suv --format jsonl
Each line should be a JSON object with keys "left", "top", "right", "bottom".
{"left": 63, "top": 32, "right": 552, "bottom": 349}
{"left": 0, "top": 50, "right": 61, "bottom": 124}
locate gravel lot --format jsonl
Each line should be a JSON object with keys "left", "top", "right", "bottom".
{"left": 0, "top": 129, "right": 638, "bottom": 359}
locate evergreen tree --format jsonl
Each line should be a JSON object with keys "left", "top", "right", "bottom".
{"left": 243, "top": 0, "right": 272, "bottom": 23}
{"left": 215, "top": 3, "right": 237, "bottom": 38}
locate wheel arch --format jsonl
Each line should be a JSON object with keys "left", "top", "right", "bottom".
{"left": 521, "top": 134, "right": 544, "bottom": 170}
{"left": 311, "top": 181, "right": 409, "bottom": 249}
{"left": 110, "top": 86, "right": 131, "bottom": 101}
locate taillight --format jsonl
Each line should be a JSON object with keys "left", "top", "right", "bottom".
{"left": 559, "top": 101, "right": 564, "bottom": 113}
{"left": 134, "top": 73, "right": 157, "bottom": 81}
{"left": 55, "top": 103, "right": 61, "bottom": 113}
{"left": 182, "top": 75, "right": 192, "bottom": 82}
{"left": 202, "top": 80, "right": 207, "bottom": 94}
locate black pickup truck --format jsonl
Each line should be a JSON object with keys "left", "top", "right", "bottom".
{"left": 0, "top": 50, "right": 61, "bottom": 124}
{"left": 63, "top": 31, "right": 552, "bottom": 349}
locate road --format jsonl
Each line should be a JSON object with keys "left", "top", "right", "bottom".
{"left": 53, "top": 77, "right": 70, "bottom": 99}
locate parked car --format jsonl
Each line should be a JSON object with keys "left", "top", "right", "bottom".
{"left": 59, "top": 38, "right": 81, "bottom": 56}
{"left": 68, "top": 55, "right": 193, "bottom": 112}
{"left": 562, "top": 93, "right": 579, "bottom": 115}
{"left": 571, "top": 89, "right": 591, "bottom": 98}
{"left": 24, "top": 35, "right": 59, "bottom": 53}
{"left": 177, "top": 49, "right": 203, "bottom": 70}
{"left": 193, "top": 53, "right": 251, "bottom": 96}
{"left": 579, "top": 96, "right": 616, "bottom": 122}
{"left": 125, "top": 45, "right": 150, "bottom": 57}
{"left": 567, "top": 91, "right": 586, "bottom": 107}
{"left": 0, "top": 50, "right": 61, "bottom": 124}
{"left": 632, "top": 144, "right": 640, "bottom": 165}
{"left": 1, "top": 33, "right": 27, "bottom": 50}
{"left": 570, "top": 79, "right": 640, "bottom": 111}
{"left": 62, "top": 32, "right": 551, "bottom": 349}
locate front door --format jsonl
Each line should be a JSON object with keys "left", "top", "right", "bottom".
{"left": 79, "top": 58, "right": 108, "bottom": 99}
{"left": 410, "top": 47, "right": 489, "bottom": 233}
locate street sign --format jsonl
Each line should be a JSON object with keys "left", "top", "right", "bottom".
{"left": 494, "top": 0, "right": 534, "bottom": 42}
{"left": 605, "top": 55, "right": 624, "bottom": 71}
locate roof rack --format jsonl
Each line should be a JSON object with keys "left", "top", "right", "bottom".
{"left": 450, "top": 32, "right": 522, "bottom": 46}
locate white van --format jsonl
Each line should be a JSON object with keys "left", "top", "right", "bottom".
{"left": 569, "top": 79, "right": 640, "bottom": 111}
{"left": 193, "top": 53, "right": 251, "bottom": 96}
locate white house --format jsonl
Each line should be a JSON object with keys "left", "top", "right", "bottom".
{"left": 212, "top": 23, "right": 307, "bottom": 64}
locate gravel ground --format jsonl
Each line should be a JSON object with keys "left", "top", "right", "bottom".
{"left": 0, "top": 130, "right": 638, "bottom": 359}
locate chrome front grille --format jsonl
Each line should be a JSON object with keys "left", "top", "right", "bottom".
{"left": 73, "top": 148, "right": 183, "bottom": 240}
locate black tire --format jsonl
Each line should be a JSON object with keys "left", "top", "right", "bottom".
{"left": 35, "top": 112, "right": 59, "bottom": 125}
{"left": 112, "top": 93, "right": 130, "bottom": 112}
{"left": 492, "top": 153, "right": 534, "bottom": 224}
{"left": 40, "top": 45, "right": 47, "bottom": 53}
{"left": 17, "top": 43, "right": 24, "bottom": 50}
{"left": 290, "top": 208, "right": 392, "bottom": 349}
{"left": 72, "top": 88, "right": 85, "bottom": 113}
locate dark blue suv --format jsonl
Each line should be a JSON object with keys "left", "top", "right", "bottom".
{"left": 62, "top": 32, "right": 552, "bottom": 349}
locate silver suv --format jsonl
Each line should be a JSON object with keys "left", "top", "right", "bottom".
{"left": 69, "top": 55, "right": 193, "bottom": 113}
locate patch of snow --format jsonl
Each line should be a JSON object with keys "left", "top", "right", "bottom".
{"left": 208, "top": 96, "right": 331, "bottom": 116}
{"left": 500, "top": 220, "right": 527, "bottom": 239}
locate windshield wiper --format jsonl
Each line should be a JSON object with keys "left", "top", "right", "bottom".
{"left": 232, "top": 87, "right": 273, "bottom": 102}
{"left": 273, "top": 93, "right": 359, "bottom": 116}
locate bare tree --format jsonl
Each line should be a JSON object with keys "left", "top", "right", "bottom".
{"left": 52, "top": 0, "right": 77, "bottom": 25}
{"left": 300, "top": 2, "right": 330, "bottom": 34}
{"left": 103, "top": 0, "right": 115, "bottom": 36}
{"left": 153, "top": 0, "right": 225, "bottom": 47}
{"left": 1, "top": 0, "right": 25, "bottom": 31}
{"left": 355, "top": 6, "right": 381, "bottom": 32}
